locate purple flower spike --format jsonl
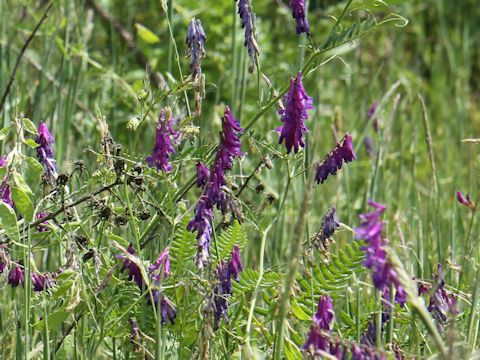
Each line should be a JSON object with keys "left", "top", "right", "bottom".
{"left": 457, "top": 191, "right": 475, "bottom": 209}
{"left": 116, "top": 243, "right": 143, "bottom": 289}
{"left": 428, "top": 264, "right": 457, "bottom": 328}
{"left": 236, "top": 0, "right": 259, "bottom": 72}
{"left": 290, "top": 0, "right": 310, "bottom": 35}
{"left": 196, "top": 162, "right": 210, "bottom": 188}
{"left": 228, "top": 245, "right": 243, "bottom": 281}
{"left": 313, "top": 295, "right": 335, "bottom": 330}
{"left": 149, "top": 247, "right": 170, "bottom": 284}
{"left": 355, "top": 200, "right": 406, "bottom": 306}
{"left": 145, "top": 108, "right": 177, "bottom": 172}
{"left": 186, "top": 18, "right": 206, "bottom": 78}
{"left": 277, "top": 72, "right": 313, "bottom": 154}
{"left": 315, "top": 133, "right": 357, "bottom": 184}
{"left": 8, "top": 264, "right": 24, "bottom": 287}
{"left": 36, "top": 122, "right": 57, "bottom": 179}
{"left": 213, "top": 260, "right": 232, "bottom": 329}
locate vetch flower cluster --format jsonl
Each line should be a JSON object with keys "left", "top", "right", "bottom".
{"left": 145, "top": 107, "right": 177, "bottom": 172}
{"left": 313, "top": 207, "right": 340, "bottom": 253}
{"left": 188, "top": 106, "right": 243, "bottom": 268}
{"left": 236, "top": 0, "right": 259, "bottom": 72}
{"left": 0, "top": 156, "right": 13, "bottom": 208}
{"left": 457, "top": 191, "right": 475, "bottom": 209}
{"left": 277, "top": 72, "right": 313, "bottom": 154}
{"left": 212, "top": 245, "right": 243, "bottom": 329}
{"left": 290, "top": 0, "right": 310, "bottom": 35}
{"left": 315, "top": 133, "right": 356, "bottom": 184}
{"left": 355, "top": 200, "right": 406, "bottom": 306}
{"left": 36, "top": 122, "right": 57, "bottom": 180}
{"left": 427, "top": 264, "right": 457, "bottom": 328}
{"left": 186, "top": 18, "right": 206, "bottom": 115}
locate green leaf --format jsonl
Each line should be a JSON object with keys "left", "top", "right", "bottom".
{"left": 22, "top": 118, "right": 37, "bottom": 134}
{"left": 0, "top": 127, "right": 9, "bottom": 141}
{"left": 34, "top": 308, "right": 70, "bottom": 332}
{"left": 284, "top": 341, "right": 302, "bottom": 360}
{"left": 11, "top": 187, "right": 34, "bottom": 221}
{"left": 12, "top": 172, "right": 33, "bottom": 197}
{"left": 170, "top": 218, "right": 196, "bottom": 274}
{"left": 291, "top": 298, "right": 310, "bottom": 321}
{"left": 212, "top": 220, "right": 247, "bottom": 265}
{"left": 135, "top": 23, "right": 160, "bottom": 44}
{"left": 23, "top": 139, "right": 38, "bottom": 149}
{"left": 0, "top": 203, "right": 20, "bottom": 243}
{"left": 25, "top": 157, "right": 44, "bottom": 191}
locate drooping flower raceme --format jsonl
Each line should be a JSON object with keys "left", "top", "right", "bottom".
{"left": 236, "top": 0, "right": 259, "bottom": 72}
{"left": 355, "top": 200, "right": 406, "bottom": 306}
{"left": 8, "top": 264, "right": 24, "bottom": 287}
{"left": 36, "top": 122, "right": 57, "bottom": 180}
{"left": 31, "top": 272, "right": 54, "bottom": 292}
{"left": 188, "top": 106, "right": 243, "bottom": 268}
{"left": 427, "top": 264, "right": 457, "bottom": 328}
{"left": 116, "top": 243, "right": 144, "bottom": 289}
{"left": 196, "top": 162, "right": 210, "bottom": 188}
{"left": 145, "top": 108, "right": 177, "bottom": 172}
{"left": 290, "top": 0, "right": 310, "bottom": 35}
{"left": 315, "top": 133, "right": 356, "bottom": 184}
{"left": 277, "top": 72, "right": 313, "bottom": 154}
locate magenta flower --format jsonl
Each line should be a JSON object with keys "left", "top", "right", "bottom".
{"left": 236, "top": 0, "right": 259, "bottom": 72}
{"left": 188, "top": 106, "right": 243, "bottom": 267}
{"left": 315, "top": 133, "right": 356, "bottom": 184}
{"left": 145, "top": 108, "right": 177, "bottom": 172}
{"left": 186, "top": 18, "right": 206, "bottom": 78}
{"left": 313, "top": 295, "right": 335, "bottom": 330}
{"left": 31, "top": 272, "right": 54, "bottom": 292}
{"left": 35, "top": 211, "right": 49, "bottom": 232}
{"left": 355, "top": 200, "right": 406, "bottom": 306}
{"left": 196, "top": 161, "right": 210, "bottom": 188}
{"left": 149, "top": 247, "right": 170, "bottom": 284}
{"left": 0, "top": 156, "right": 13, "bottom": 208}
{"left": 428, "top": 264, "right": 457, "bottom": 328}
{"left": 290, "top": 0, "right": 310, "bottom": 34}
{"left": 36, "top": 122, "right": 57, "bottom": 179}
{"left": 277, "top": 72, "right": 312, "bottom": 154}
{"left": 116, "top": 243, "right": 143, "bottom": 289}
{"left": 456, "top": 191, "right": 475, "bottom": 209}
{"left": 8, "top": 264, "right": 24, "bottom": 287}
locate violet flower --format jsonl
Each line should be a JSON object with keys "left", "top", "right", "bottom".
{"left": 196, "top": 161, "right": 210, "bottom": 188}
{"left": 355, "top": 200, "right": 406, "bottom": 306}
{"left": 36, "top": 122, "right": 57, "bottom": 179}
{"left": 228, "top": 245, "right": 243, "bottom": 281}
{"left": 160, "top": 295, "right": 177, "bottom": 325}
{"left": 31, "top": 272, "right": 54, "bottom": 292}
{"left": 116, "top": 243, "right": 144, "bottom": 289}
{"left": 0, "top": 156, "right": 13, "bottom": 208}
{"left": 367, "top": 100, "right": 379, "bottom": 119}
{"left": 315, "top": 133, "right": 356, "bottom": 184}
{"left": 457, "top": 191, "right": 475, "bottom": 209}
{"left": 236, "top": 0, "right": 259, "bottom": 72}
{"left": 351, "top": 344, "right": 386, "bottom": 360}
{"left": 428, "top": 264, "right": 457, "bottom": 327}
{"left": 314, "top": 207, "right": 340, "bottom": 250}
{"left": 290, "top": 0, "right": 310, "bottom": 34}
{"left": 149, "top": 247, "right": 170, "bottom": 285}
{"left": 313, "top": 295, "right": 335, "bottom": 330}
{"left": 35, "top": 211, "right": 49, "bottom": 232}
{"left": 8, "top": 264, "right": 24, "bottom": 287}
{"left": 145, "top": 108, "right": 177, "bottom": 172}
{"left": 188, "top": 107, "right": 243, "bottom": 267}
{"left": 277, "top": 72, "right": 313, "bottom": 154}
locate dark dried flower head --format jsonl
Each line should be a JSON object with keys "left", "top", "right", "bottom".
{"left": 196, "top": 161, "right": 210, "bottom": 188}
{"left": 36, "top": 122, "right": 57, "bottom": 179}
{"left": 290, "top": 0, "right": 310, "bottom": 34}
{"left": 355, "top": 200, "right": 406, "bottom": 306}
{"left": 116, "top": 243, "right": 143, "bottom": 289}
{"left": 428, "top": 264, "right": 457, "bottom": 327}
{"left": 129, "top": 318, "right": 141, "bottom": 346}
{"left": 314, "top": 207, "right": 340, "bottom": 253}
{"left": 456, "top": 191, "right": 475, "bottom": 209}
{"left": 8, "top": 264, "right": 24, "bottom": 287}
{"left": 277, "top": 72, "right": 313, "bottom": 154}
{"left": 236, "top": 0, "right": 259, "bottom": 73}
{"left": 315, "top": 133, "right": 356, "bottom": 184}
{"left": 149, "top": 247, "right": 170, "bottom": 284}
{"left": 145, "top": 108, "right": 177, "bottom": 172}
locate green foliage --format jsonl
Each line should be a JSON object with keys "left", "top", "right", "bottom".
{"left": 212, "top": 220, "right": 247, "bottom": 264}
